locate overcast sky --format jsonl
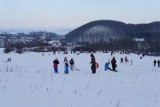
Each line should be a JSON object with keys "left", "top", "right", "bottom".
{"left": 0, "top": 0, "right": 160, "bottom": 33}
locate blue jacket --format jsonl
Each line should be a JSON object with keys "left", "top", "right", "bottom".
{"left": 105, "top": 63, "right": 110, "bottom": 70}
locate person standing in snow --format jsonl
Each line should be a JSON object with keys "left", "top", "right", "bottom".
{"left": 69, "top": 58, "right": 74, "bottom": 71}
{"left": 111, "top": 51, "right": 113, "bottom": 56}
{"left": 111, "top": 57, "right": 117, "bottom": 71}
{"left": 90, "top": 54, "right": 96, "bottom": 74}
{"left": 130, "top": 60, "right": 133, "bottom": 65}
{"left": 120, "top": 58, "right": 123, "bottom": 63}
{"left": 154, "top": 60, "right": 157, "bottom": 67}
{"left": 64, "top": 57, "right": 69, "bottom": 74}
{"left": 53, "top": 57, "right": 59, "bottom": 73}
{"left": 124, "top": 56, "right": 128, "bottom": 63}
{"left": 157, "top": 60, "right": 160, "bottom": 67}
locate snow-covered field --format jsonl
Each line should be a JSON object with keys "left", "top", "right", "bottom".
{"left": 0, "top": 48, "right": 160, "bottom": 107}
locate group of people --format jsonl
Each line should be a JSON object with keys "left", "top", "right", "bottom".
{"left": 89, "top": 54, "right": 118, "bottom": 74}
{"left": 120, "top": 56, "right": 129, "bottom": 63}
{"left": 154, "top": 60, "right": 160, "bottom": 67}
{"left": 120, "top": 57, "right": 133, "bottom": 65}
{"left": 104, "top": 57, "right": 117, "bottom": 72}
{"left": 53, "top": 57, "right": 75, "bottom": 74}
{"left": 7, "top": 58, "right": 12, "bottom": 62}
{"left": 52, "top": 54, "right": 118, "bottom": 74}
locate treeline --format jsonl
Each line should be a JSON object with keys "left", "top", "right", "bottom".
{"left": 0, "top": 31, "right": 59, "bottom": 39}
{"left": 73, "top": 39, "right": 160, "bottom": 55}
{"left": 4, "top": 40, "right": 65, "bottom": 54}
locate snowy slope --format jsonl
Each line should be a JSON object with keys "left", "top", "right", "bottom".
{"left": 0, "top": 48, "right": 160, "bottom": 107}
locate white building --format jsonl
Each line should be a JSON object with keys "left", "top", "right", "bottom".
{"left": 48, "top": 40, "right": 61, "bottom": 47}
{"left": 134, "top": 38, "right": 144, "bottom": 42}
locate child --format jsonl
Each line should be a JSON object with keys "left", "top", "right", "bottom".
{"left": 125, "top": 56, "right": 128, "bottom": 63}
{"left": 53, "top": 57, "right": 59, "bottom": 73}
{"left": 120, "top": 58, "right": 123, "bottom": 63}
{"left": 104, "top": 62, "right": 112, "bottom": 71}
{"left": 69, "top": 58, "right": 74, "bottom": 71}
{"left": 64, "top": 57, "right": 69, "bottom": 74}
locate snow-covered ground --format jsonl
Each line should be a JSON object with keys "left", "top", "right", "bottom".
{"left": 0, "top": 48, "right": 160, "bottom": 107}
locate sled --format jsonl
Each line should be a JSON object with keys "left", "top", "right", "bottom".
{"left": 73, "top": 66, "right": 80, "bottom": 71}
{"left": 112, "top": 70, "right": 118, "bottom": 72}
{"left": 96, "top": 63, "right": 99, "bottom": 69}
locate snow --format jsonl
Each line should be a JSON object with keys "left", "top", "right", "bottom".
{"left": 0, "top": 48, "right": 160, "bottom": 107}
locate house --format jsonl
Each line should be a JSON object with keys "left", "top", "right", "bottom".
{"left": 48, "top": 40, "right": 61, "bottom": 47}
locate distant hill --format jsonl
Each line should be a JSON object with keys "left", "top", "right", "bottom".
{"left": 65, "top": 20, "right": 160, "bottom": 43}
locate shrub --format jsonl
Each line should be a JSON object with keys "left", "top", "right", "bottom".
{"left": 4, "top": 47, "right": 14, "bottom": 53}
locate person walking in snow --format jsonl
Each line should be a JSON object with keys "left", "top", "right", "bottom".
{"left": 69, "top": 58, "right": 74, "bottom": 71}
{"left": 64, "top": 57, "right": 69, "bottom": 74}
{"left": 90, "top": 54, "right": 96, "bottom": 74}
{"left": 154, "top": 60, "right": 157, "bottom": 67}
{"left": 53, "top": 57, "right": 59, "bottom": 73}
{"left": 111, "top": 57, "right": 117, "bottom": 71}
{"left": 157, "top": 60, "right": 160, "bottom": 67}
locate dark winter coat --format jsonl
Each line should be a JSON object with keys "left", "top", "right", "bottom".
{"left": 111, "top": 58, "right": 116, "bottom": 66}
{"left": 53, "top": 59, "right": 59, "bottom": 68}
{"left": 69, "top": 59, "right": 74, "bottom": 65}
{"left": 90, "top": 54, "right": 96, "bottom": 64}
